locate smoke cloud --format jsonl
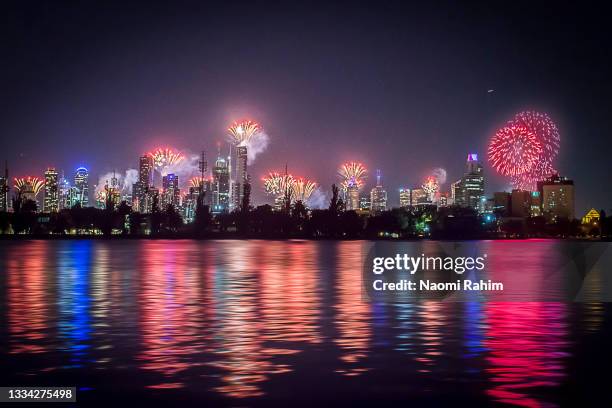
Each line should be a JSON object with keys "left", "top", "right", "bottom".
{"left": 161, "top": 153, "right": 200, "bottom": 183}
{"left": 95, "top": 169, "right": 139, "bottom": 197}
{"left": 432, "top": 167, "right": 447, "bottom": 185}
{"left": 307, "top": 188, "right": 328, "bottom": 209}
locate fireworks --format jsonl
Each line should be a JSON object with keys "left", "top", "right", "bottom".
{"left": 422, "top": 176, "right": 439, "bottom": 195}
{"left": 292, "top": 178, "right": 317, "bottom": 202}
{"left": 338, "top": 162, "right": 367, "bottom": 190}
{"left": 488, "top": 125, "right": 542, "bottom": 177}
{"left": 149, "top": 148, "right": 185, "bottom": 171}
{"left": 263, "top": 172, "right": 316, "bottom": 203}
{"left": 263, "top": 172, "right": 295, "bottom": 196}
{"left": 189, "top": 176, "right": 209, "bottom": 189}
{"left": 511, "top": 111, "right": 560, "bottom": 160}
{"left": 489, "top": 111, "right": 561, "bottom": 190}
{"left": 228, "top": 120, "right": 261, "bottom": 146}
{"left": 14, "top": 177, "right": 44, "bottom": 197}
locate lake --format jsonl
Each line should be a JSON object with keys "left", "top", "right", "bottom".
{"left": 0, "top": 240, "right": 610, "bottom": 406}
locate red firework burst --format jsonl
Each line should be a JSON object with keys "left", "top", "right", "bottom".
{"left": 511, "top": 111, "right": 560, "bottom": 161}
{"left": 488, "top": 126, "right": 542, "bottom": 177}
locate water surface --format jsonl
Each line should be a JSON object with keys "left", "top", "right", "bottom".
{"left": 0, "top": 240, "right": 610, "bottom": 406}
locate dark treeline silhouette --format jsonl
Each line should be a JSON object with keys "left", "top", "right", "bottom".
{"left": 0, "top": 185, "right": 609, "bottom": 240}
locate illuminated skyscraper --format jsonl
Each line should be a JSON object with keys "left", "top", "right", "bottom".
{"left": 345, "top": 185, "right": 360, "bottom": 210}
{"left": 370, "top": 169, "right": 387, "bottom": 212}
{"left": 74, "top": 167, "right": 90, "bottom": 207}
{"left": 133, "top": 155, "right": 154, "bottom": 213}
{"left": 399, "top": 188, "right": 411, "bottom": 208}
{"left": 538, "top": 174, "right": 575, "bottom": 221}
{"left": 212, "top": 154, "right": 230, "bottom": 213}
{"left": 454, "top": 153, "right": 484, "bottom": 212}
{"left": 162, "top": 173, "right": 180, "bottom": 208}
{"left": 43, "top": 167, "right": 59, "bottom": 212}
{"left": 411, "top": 188, "right": 427, "bottom": 206}
{"left": 0, "top": 161, "right": 8, "bottom": 212}
{"left": 233, "top": 145, "right": 248, "bottom": 209}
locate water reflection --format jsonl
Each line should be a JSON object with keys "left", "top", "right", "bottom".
{"left": 1, "top": 240, "right": 607, "bottom": 405}
{"left": 57, "top": 241, "right": 93, "bottom": 367}
{"left": 7, "top": 241, "right": 50, "bottom": 354}
{"left": 334, "top": 242, "right": 371, "bottom": 376}
{"left": 484, "top": 302, "right": 568, "bottom": 407}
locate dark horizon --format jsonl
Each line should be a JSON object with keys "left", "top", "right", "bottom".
{"left": 2, "top": 1, "right": 611, "bottom": 214}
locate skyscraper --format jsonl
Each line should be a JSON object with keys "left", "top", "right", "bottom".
{"left": 454, "top": 153, "right": 484, "bottom": 212}
{"left": 399, "top": 188, "right": 411, "bottom": 208}
{"left": 162, "top": 173, "right": 180, "bottom": 208}
{"left": 370, "top": 169, "right": 387, "bottom": 212}
{"left": 74, "top": 167, "right": 89, "bottom": 207}
{"left": 411, "top": 188, "right": 427, "bottom": 206}
{"left": 212, "top": 155, "right": 230, "bottom": 213}
{"left": 133, "top": 155, "right": 154, "bottom": 213}
{"left": 43, "top": 167, "right": 59, "bottom": 212}
{"left": 0, "top": 161, "right": 8, "bottom": 212}
{"left": 233, "top": 145, "right": 248, "bottom": 209}
{"left": 345, "top": 185, "right": 360, "bottom": 210}
{"left": 538, "top": 174, "right": 575, "bottom": 221}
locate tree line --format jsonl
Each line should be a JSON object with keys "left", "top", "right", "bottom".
{"left": 0, "top": 184, "right": 609, "bottom": 240}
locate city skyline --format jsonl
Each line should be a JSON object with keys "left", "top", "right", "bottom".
{"left": 2, "top": 2, "right": 611, "bottom": 215}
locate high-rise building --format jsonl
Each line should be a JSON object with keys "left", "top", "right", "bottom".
{"left": 345, "top": 185, "right": 360, "bottom": 210}
{"left": 370, "top": 170, "right": 387, "bottom": 212}
{"left": 133, "top": 155, "right": 154, "bottom": 213}
{"left": 162, "top": 173, "right": 180, "bottom": 208}
{"left": 454, "top": 153, "right": 484, "bottom": 212}
{"left": 233, "top": 145, "right": 248, "bottom": 209}
{"left": 58, "top": 173, "right": 71, "bottom": 210}
{"left": 43, "top": 168, "right": 59, "bottom": 213}
{"left": 399, "top": 188, "right": 411, "bottom": 208}
{"left": 139, "top": 155, "right": 153, "bottom": 186}
{"left": 0, "top": 161, "right": 8, "bottom": 212}
{"left": 74, "top": 167, "right": 89, "bottom": 207}
{"left": 359, "top": 196, "right": 370, "bottom": 211}
{"left": 538, "top": 174, "right": 575, "bottom": 221}
{"left": 411, "top": 188, "right": 427, "bottom": 206}
{"left": 212, "top": 155, "right": 230, "bottom": 213}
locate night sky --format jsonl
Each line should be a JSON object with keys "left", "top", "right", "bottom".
{"left": 2, "top": 1, "right": 611, "bottom": 213}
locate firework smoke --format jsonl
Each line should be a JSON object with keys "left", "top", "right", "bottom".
{"left": 431, "top": 167, "right": 447, "bottom": 185}
{"left": 306, "top": 188, "right": 327, "bottom": 209}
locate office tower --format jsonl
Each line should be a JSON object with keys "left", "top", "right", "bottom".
{"left": 233, "top": 145, "right": 248, "bottom": 209}
{"left": 411, "top": 188, "right": 427, "bottom": 206}
{"left": 359, "top": 196, "right": 370, "bottom": 211}
{"left": 162, "top": 173, "right": 180, "bottom": 208}
{"left": 538, "top": 174, "right": 575, "bottom": 221}
{"left": 0, "top": 161, "right": 8, "bottom": 212}
{"left": 345, "top": 185, "right": 360, "bottom": 210}
{"left": 133, "top": 155, "right": 154, "bottom": 213}
{"left": 66, "top": 186, "right": 81, "bottom": 208}
{"left": 74, "top": 167, "right": 89, "bottom": 207}
{"left": 58, "top": 173, "right": 71, "bottom": 210}
{"left": 438, "top": 192, "right": 449, "bottom": 207}
{"left": 454, "top": 153, "right": 484, "bottom": 211}
{"left": 139, "top": 155, "right": 153, "bottom": 186}
{"left": 451, "top": 179, "right": 462, "bottom": 206}
{"left": 43, "top": 168, "right": 59, "bottom": 212}
{"left": 399, "top": 188, "right": 411, "bottom": 208}
{"left": 370, "top": 169, "right": 387, "bottom": 212}
{"left": 212, "top": 154, "right": 230, "bottom": 213}
{"left": 463, "top": 153, "right": 484, "bottom": 211}
{"left": 530, "top": 191, "right": 542, "bottom": 216}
